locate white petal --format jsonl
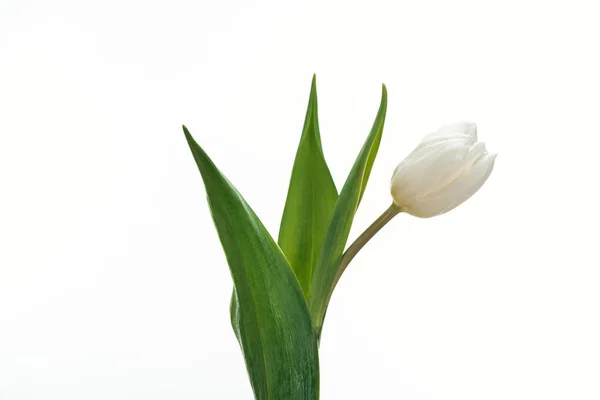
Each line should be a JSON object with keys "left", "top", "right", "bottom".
{"left": 404, "top": 144, "right": 470, "bottom": 195}
{"left": 391, "top": 141, "right": 468, "bottom": 199}
{"left": 422, "top": 122, "right": 477, "bottom": 144}
{"left": 427, "top": 142, "right": 488, "bottom": 193}
{"left": 417, "top": 145, "right": 476, "bottom": 196}
{"left": 406, "top": 152, "right": 496, "bottom": 218}
{"left": 392, "top": 136, "right": 471, "bottom": 180}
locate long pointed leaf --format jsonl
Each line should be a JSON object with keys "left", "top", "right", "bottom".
{"left": 184, "top": 126, "right": 319, "bottom": 400}
{"left": 278, "top": 75, "right": 338, "bottom": 297}
{"left": 307, "top": 86, "right": 388, "bottom": 337}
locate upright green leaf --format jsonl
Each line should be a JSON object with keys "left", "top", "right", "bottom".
{"left": 184, "top": 126, "right": 319, "bottom": 400}
{"left": 278, "top": 75, "right": 338, "bottom": 297}
{"left": 308, "top": 86, "right": 388, "bottom": 337}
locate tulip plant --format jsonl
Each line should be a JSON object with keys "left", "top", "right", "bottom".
{"left": 183, "top": 76, "right": 496, "bottom": 399}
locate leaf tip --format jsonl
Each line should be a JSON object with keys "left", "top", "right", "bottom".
{"left": 182, "top": 125, "right": 207, "bottom": 163}
{"left": 310, "top": 74, "right": 318, "bottom": 98}
{"left": 183, "top": 125, "right": 202, "bottom": 151}
{"left": 182, "top": 124, "right": 192, "bottom": 140}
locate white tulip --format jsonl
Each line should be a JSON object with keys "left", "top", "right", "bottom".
{"left": 390, "top": 122, "right": 496, "bottom": 218}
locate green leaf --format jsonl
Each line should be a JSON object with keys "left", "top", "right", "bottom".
{"left": 278, "top": 75, "right": 338, "bottom": 297}
{"left": 307, "top": 85, "right": 388, "bottom": 337}
{"left": 184, "top": 126, "right": 319, "bottom": 400}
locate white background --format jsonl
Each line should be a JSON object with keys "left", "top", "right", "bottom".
{"left": 1, "top": 0, "right": 599, "bottom": 399}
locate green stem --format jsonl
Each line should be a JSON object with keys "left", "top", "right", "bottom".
{"left": 332, "top": 203, "right": 401, "bottom": 289}
{"left": 315, "top": 203, "right": 401, "bottom": 340}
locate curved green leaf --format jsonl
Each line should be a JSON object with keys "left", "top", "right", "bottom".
{"left": 184, "top": 126, "right": 319, "bottom": 400}
{"left": 307, "top": 86, "right": 388, "bottom": 338}
{"left": 278, "top": 75, "right": 338, "bottom": 297}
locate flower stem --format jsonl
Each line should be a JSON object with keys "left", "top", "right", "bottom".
{"left": 332, "top": 203, "right": 401, "bottom": 289}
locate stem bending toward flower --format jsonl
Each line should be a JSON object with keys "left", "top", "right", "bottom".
{"left": 331, "top": 203, "right": 401, "bottom": 291}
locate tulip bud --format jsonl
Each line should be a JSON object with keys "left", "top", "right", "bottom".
{"left": 390, "top": 122, "right": 496, "bottom": 218}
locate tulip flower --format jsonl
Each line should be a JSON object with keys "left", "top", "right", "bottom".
{"left": 334, "top": 123, "right": 496, "bottom": 295}
{"left": 390, "top": 122, "right": 496, "bottom": 218}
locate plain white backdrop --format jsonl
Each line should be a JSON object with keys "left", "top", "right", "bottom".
{"left": 1, "top": 0, "right": 599, "bottom": 399}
